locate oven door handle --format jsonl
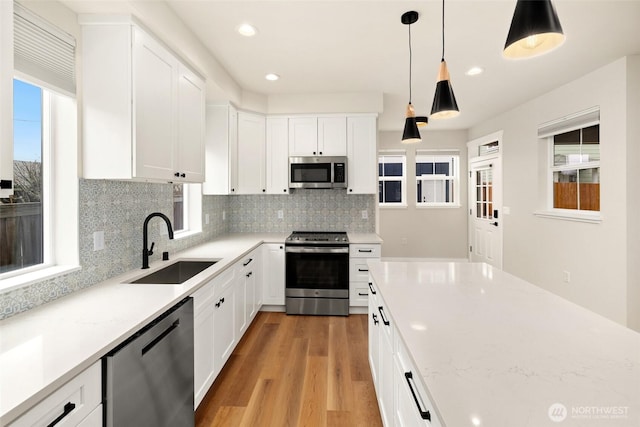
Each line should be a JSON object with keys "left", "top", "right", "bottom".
{"left": 285, "top": 246, "right": 349, "bottom": 254}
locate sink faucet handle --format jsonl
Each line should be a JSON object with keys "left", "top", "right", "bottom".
{"left": 148, "top": 242, "right": 155, "bottom": 256}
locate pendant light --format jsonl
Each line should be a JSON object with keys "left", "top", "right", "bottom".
{"left": 401, "top": 11, "right": 422, "bottom": 144}
{"left": 503, "top": 0, "right": 565, "bottom": 59}
{"left": 430, "top": 0, "right": 459, "bottom": 119}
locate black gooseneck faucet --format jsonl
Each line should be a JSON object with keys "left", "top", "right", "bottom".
{"left": 142, "top": 212, "right": 174, "bottom": 269}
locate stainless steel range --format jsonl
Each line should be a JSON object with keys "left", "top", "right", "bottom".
{"left": 285, "top": 231, "right": 349, "bottom": 316}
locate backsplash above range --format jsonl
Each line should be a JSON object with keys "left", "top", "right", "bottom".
{"left": 0, "top": 182, "right": 374, "bottom": 320}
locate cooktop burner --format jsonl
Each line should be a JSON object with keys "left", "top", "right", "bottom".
{"left": 286, "top": 231, "right": 349, "bottom": 244}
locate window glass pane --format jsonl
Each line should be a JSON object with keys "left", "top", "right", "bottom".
{"left": 578, "top": 167, "right": 600, "bottom": 211}
{"left": 478, "top": 141, "right": 499, "bottom": 156}
{"left": 416, "top": 162, "right": 433, "bottom": 176}
{"left": 383, "top": 162, "right": 402, "bottom": 177}
{"left": 1, "top": 80, "right": 44, "bottom": 274}
{"left": 378, "top": 162, "right": 383, "bottom": 177}
{"left": 378, "top": 182, "right": 383, "bottom": 203}
{"left": 173, "top": 184, "right": 184, "bottom": 231}
{"left": 434, "top": 162, "right": 450, "bottom": 176}
{"left": 554, "top": 129, "right": 580, "bottom": 166}
{"left": 553, "top": 170, "right": 578, "bottom": 209}
{"left": 383, "top": 181, "right": 402, "bottom": 203}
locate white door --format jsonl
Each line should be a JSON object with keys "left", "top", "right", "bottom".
{"left": 468, "top": 157, "right": 503, "bottom": 269}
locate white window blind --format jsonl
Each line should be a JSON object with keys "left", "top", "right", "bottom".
{"left": 14, "top": 2, "right": 76, "bottom": 94}
{"left": 538, "top": 106, "right": 600, "bottom": 138}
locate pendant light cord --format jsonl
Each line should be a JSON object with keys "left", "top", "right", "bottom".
{"left": 441, "top": 0, "right": 445, "bottom": 61}
{"left": 408, "top": 22, "right": 413, "bottom": 103}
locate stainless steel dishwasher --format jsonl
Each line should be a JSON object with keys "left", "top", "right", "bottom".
{"left": 104, "top": 297, "right": 194, "bottom": 427}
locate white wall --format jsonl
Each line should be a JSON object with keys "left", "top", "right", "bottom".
{"left": 469, "top": 57, "right": 635, "bottom": 329}
{"left": 378, "top": 130, "right": 469, "bottom": 259}
{"left": 267, "top": 92, "right": 383, "bottom": 115}
{"left": 626, "top": 56, "right": 640, "bottom": 331}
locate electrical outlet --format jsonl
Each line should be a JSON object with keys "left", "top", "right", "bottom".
{"left": 277, "top": 210, "right": 284, "bottom": 219}
{"left": 205, "top": 213, "right": 210, "bottom": 225}
{"left": 93, "top": 231, "right": 104, "bottom": 251}
{"left": 563, "top": 271, "right": 571, "bottom": 283}
{"left": 361, "top": 210, "right": 368, "bottom": 219}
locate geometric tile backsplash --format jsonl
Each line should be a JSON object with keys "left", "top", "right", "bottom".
{"left": 0, "top": 180, "right": 375, "bottom": 320}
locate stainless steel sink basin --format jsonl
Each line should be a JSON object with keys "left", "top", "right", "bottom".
{"left": 130, "top": 260, "right": 218, "bottom": 284}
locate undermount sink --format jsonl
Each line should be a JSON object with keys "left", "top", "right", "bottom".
{"left": 130, "top": 260, "right": 219, "bottom": 284}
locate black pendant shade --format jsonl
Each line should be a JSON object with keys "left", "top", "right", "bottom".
{"left": 401, "top": 11, "right": 422, "bottom": 143}
{"left": 402, "top": 116, "right": 421, "bottom": 144}
{"left": 503, "top": 0, "right": 565, "bottom": 59}
{"left": 431, "top": 60, "right": 459, "bottom": 119}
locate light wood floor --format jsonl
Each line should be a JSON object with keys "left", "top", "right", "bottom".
{"left": 195, "top": 311, "right": 383, "bottom": 427}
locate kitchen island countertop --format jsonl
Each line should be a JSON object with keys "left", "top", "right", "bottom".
{"left": 368, "top": 261, "right": 640, "bottom": 426}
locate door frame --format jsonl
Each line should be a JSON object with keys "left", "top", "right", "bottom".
{"left": 467, "top": 131, "right": 504, "bottom": 269}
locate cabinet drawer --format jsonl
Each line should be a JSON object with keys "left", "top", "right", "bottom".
{"left": 10, "top": 361, "right": 101, "bottom": 427}
{"left": 395, "top": 336, "right": 442, "bottom": 427}
{"left": 213, "top": 266, "right": 236, "bottom": 296}
{"left": 350, "top": 259, "right": 371, "bottom": 282}
{"left": 349, "top": 283, "right": 369, "bottom": 306}
{"left": 350, "top": 244, "right": 380, "bottom": 258}
{"left": 192, "top": 280, "right": 215, "bottom": 313}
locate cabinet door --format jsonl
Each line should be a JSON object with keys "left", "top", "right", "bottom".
{"left": 203, "top": 104, "right": 236, "bottom": 194}
{"left": 234, "top": 271, "right": 247, "bottom": 337}
{"left": 347, "top": 116, "right": 377, "bottom": 194}
{"left": 132, "top": 27, "right": 176, "bottom": 181}
{"left": 318, "top": 117, "right": 347, "bottom": 156}
{"left": 368, "top": 283, "right": 380, "bottom": 390}
{"left": 213, "top": 284, "right": 235, "bottom": 378}
{"left": 266, "top": 117, "right": 290, "bottom": 194}
{"left": 176, "top": 63, "right": 205, "bottom": 182}
{"left": 262, "top": 244, "right": 285, "bottom": 305}
{"left": 288, "top": 117, "right": 318, "bottom": 156}
{"left": 192, "top": 281, "right": 215, "bottom": 408}
{"left": 237, "top": 112, "right": 266, "bottom": 194}
{"left": 378, "top": 302, "right": 395, "bottom": 427}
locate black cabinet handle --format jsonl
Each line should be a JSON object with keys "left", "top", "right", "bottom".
{"left": 231, "top": 188, "right": 235, "bottom": 192}
{"left": 47, "top": 402, "right": 76, "bottom": 427}
{"left": 313, "top": 151, "right": 316, "bottom": 155}
{"left": 404, "top": 371, "right": 431, "bottom": 421}
{"left": 372, "top": 313, "right": 379, "bottom": 325}
{"left": 358, "top": 292, "right": 368, "bottom": 296}
{"left": 246, "top": 272, "right": 252, "bottom": 278}
{"left": 284, "top": 189, "right": 287, "bottom": 193}
{"left": 215, "top": 301, "right": 220, "bottom": 308}
{"left": 378, "top": 306, "right": 390, "bottom": 326}
{"left": 491, "top": 221, "right": 498, "bottom": 227}
{"left": 319, "top": 151, "right": 323, "bottom": 155}
{"left": 220, "top": 297, "right": 225, "bottom": 304}
{"left": 358, "top": 268, "right": 369, "bottom": 272}
{"left": 349, "top": 189, "right": 353, "bottom": 192}
{"left": 358, "top": 249, "right": 373, "bottom": 253}
{"left": 243, "top": 258, "right": 253, "bottom": 267}
{"left": 180, "top": 173, "right": 186, "bottom": 178}
{"left": 174, "top": 172, "right": 180, "bottom": 177}
{"left": 279, "top": 246, "right": 283, "bottom": 249}
{"left": 142, "top": 319, "right": 180, "bottom": 356}
{"left": 262, "top": 189, "right": 266, "bottom": 192}
{"left": 368, "top": 282, "right": 377, "bottom": 295}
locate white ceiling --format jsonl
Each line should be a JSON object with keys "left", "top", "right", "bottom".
{"left": 62, "top": 1, "right": 640, "bottom": 131}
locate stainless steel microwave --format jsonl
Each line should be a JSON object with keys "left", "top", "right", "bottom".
{"left": 289, "top": 156, "right": 347, "bottom": 189}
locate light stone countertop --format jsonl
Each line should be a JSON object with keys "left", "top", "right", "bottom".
{"left": 368, "top": 261, "right": 640, "bottom": 427}
{"left": 0, "top": 231, "right": 382, "bottom": 424}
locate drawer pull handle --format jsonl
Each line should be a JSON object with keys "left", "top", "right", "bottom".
{"left": 358, "top": 268, "right": 369, "bottom": 272}
{"left": 246, "top": 272, "right": 252, "bottom": 278}
{"left": 378, "top": 306, "right": 390, "bottom": 326}
{"left": 47, "top": 402, "right": 76, "bottom": 427}
{"left": 405, "top": 371, "right": 431, "bottom": 421}
{"left": 358, "top": 292, "right": 368, "bottom": 296}
{"left": 243, "top": 258, "right": 253, "bottom": 267}
{"left": 372, "top": 313, "right": 379, "bottom": 325}
{"left": 368, "top": 282, "right": 377, "bottom": 295}
{"left": 358, "top": 249, "right": 373, "bottom": 253}
{"left": 142, "top": 320, "right": 179, "bottom": 356}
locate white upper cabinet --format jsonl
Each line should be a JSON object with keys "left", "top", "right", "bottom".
{"left": 347, "top": 115, "right": 377, "bottom": 194}
{"left": 203, "top": 104, "right": 237, "bottom": 195}
{"left": 237, "top": 111, "right": 266, "bottom": 194}
{"left": 266, "top": 117, "right": 289, "bottom": 195}
{"left": 288, "top": 116, "right": 346, "bottom": 156}
{"left": 80, "top": 16, "right": 205, "bottom": 183}
{"left": 318, "top": 117, "right": 347, "bottom": 156}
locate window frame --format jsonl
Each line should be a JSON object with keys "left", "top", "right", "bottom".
{"left": 378, "top": 153, "right": 407, "bottom": 208}
{"left": 415, "top": 151, "right": 461, "bottom": 208}
{"left": 535, "top": 107, "right": 602, "bottom": 223}
{"left": 173, "top": 183, "right": 202, "bottom": 239}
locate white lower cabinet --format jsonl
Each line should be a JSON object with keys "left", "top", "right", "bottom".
{"left": 9, "top": 361, "right": 102, "bottom": 427}
{"left": 192, "top": 275, "right": 216, "bottom": 408}
{"left": 262, "top": 243, "right": 285, "bottom": 305}
{"left": 349, "top": 244, "right": 381, "bottom": 306}
{"left": 369, "top": 276, "right": 442, "bottom": 427}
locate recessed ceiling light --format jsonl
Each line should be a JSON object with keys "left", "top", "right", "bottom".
{"left": 265, "top": 73, "right": 279, "bottom": 81}
{"left": 465, "top": 66, "right": 484, "bottom": 76}
{"left": 237, "top": 23, "right": 257, "bottom": 37}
